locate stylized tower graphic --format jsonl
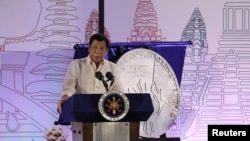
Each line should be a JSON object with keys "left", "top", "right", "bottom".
{"left": 175, "top": 8, "right": 214, "bottom": 139}
{"left": 41, "top": 0, "right": 81, "bottom": 48}
{"left": 177, "top": 3, "right": 250, "bottom": 140}
{"left": 181, "top": 8, "right": 208, "bottom": 57}
{"left": 180, "top": 2, "right": 250, "bottom": 139}
{"left": 85, "top": 9, "right": 111, "bottom": 43}
{"left": 128, "top": 0, "right": 165, "bottom": 42}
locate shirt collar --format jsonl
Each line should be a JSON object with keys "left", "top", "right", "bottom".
{"left": 86, "top": 55, "right": 105, "bottom": 65}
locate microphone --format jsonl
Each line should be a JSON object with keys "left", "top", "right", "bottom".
{"left": 95, "top": 71, "right": 109, "bottom": 92}
{"left": 95, "top": 71, "right": 104, "bottom": 80}
{"left": 106, "top": 72, "right": 114, "bottom": 81}
{"left": 106, "top": 71, "right": 115, "bottom": 87}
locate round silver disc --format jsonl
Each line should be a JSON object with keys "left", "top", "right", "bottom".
{"left": 116, "top": 48, "right": 180, "bottom": 138}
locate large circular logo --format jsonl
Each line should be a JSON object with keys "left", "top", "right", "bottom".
{"left": 116, "top": 48, "right": 181, "bottom": 138}
{"left": 98, "top": 91, "right": 130, "bottom": 121}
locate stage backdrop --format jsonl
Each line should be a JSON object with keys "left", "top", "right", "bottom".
{"left": 0, "top": 0, "right": 250, "bottom": 141}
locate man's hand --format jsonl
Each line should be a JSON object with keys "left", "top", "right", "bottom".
{"left": 57, "top": 95, "right": 69, "bottom": 114}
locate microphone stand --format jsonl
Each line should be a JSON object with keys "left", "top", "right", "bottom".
{"left": 105, "top": 72, "right": 114, "bottom": 91}
{"left": 102, "top": 79, "right": 109, "bottom": 92}
{"left": 107, "top": 79, "right": 114, "bottom": 90}
{"left": 95, "top": 71, "right": 109, "bottom": 92}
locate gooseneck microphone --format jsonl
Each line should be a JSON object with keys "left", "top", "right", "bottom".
{"left": 106, "top": 71, "right": 115, "bottom": 88}
{"left": 95, "top": 71, "right": 109, "bottom": 92}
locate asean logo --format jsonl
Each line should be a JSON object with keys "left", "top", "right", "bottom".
{"left": 98, "top": 91, "right": 130, "bottom": 121}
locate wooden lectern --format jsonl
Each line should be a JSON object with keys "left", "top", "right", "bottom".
{"left": 59, "top": 93, "right": 154, "bottom": 141}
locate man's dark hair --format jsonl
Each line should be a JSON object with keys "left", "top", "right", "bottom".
{"left": 89, "top": 33, "right": 110, "bottom": 48}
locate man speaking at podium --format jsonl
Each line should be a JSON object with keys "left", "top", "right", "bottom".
{"left": 57, "top": 33, "right": 124, "bottom": 113}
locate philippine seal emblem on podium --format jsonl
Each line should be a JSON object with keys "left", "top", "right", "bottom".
{"left": 98, "top": 91, "right": 130, "bottom": 121}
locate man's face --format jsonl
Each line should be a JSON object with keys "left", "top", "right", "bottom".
{"left": 88, "top": 40, "right": 108, "bottom": 64}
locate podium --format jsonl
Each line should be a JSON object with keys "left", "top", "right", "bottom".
{"left": 59, "top": 93, "right": 154, "bottom": 141}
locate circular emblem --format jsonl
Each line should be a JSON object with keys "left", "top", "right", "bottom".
{"left": 116, "top": 48, "right": 180, "bottom": 138}
{"left": 98, "top": 91, "right": 130, "bottom": 121}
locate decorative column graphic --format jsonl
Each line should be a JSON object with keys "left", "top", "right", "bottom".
{"left": 222, "top": 2, "right": 250, "bottom": 32}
